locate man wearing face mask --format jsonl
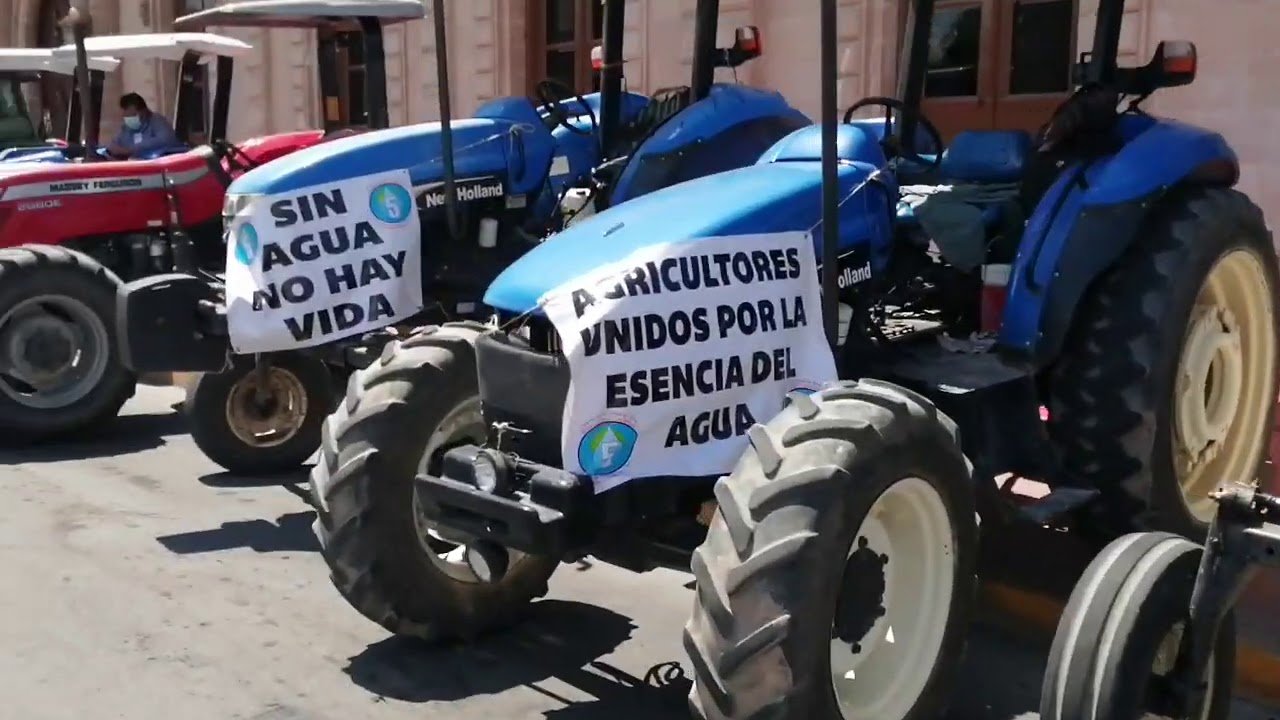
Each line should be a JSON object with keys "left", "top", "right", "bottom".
{"left": 104, "top": 93, "right": 178, "bottom": 159}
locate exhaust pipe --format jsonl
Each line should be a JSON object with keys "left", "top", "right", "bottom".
{"left": 431, "top": 0, "right": 460, "bottom": 241}
{"left": 61, "top": 7, "right": 99, "bottom": 157}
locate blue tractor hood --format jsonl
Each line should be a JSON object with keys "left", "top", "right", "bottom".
{"left": 484, "top": 148, "right": 892, "bottom": 316}
{"left": 227, "top": 119, "right": 529, "bottom": 196}
{"left": 225, "top": 92, "right": 650, "bottom": 199}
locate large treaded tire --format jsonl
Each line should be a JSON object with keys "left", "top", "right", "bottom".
{"left": 1041, "top": 532, "right": 1235, "bottom": 720}
{"left": 1048, "top": 187, "right": 1279, "bottom": 539}
{"left": 310, "top": 322, "right": 557, "bottom": 641}
{"left": 685, "top": 379, "right": 978, "bottom": 720}
{"left": 187, "top": 352, "right": 334, "bottom": 475}
{"left": 0, "top": 244, "right": 135, "bottom": 441}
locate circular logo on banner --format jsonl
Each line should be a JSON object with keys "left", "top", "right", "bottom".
{"left": 577, "top": 421, "right": 638, "bottom": 476}
{"left": 369, "top": 183, "right": 413, "bottom": 224}
{"left": 233, "top": 223, "right": 259, "bottom": 265}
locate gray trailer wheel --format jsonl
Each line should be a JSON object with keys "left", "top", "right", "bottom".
{"left": 1041, "top": 532, "right": 1235, "bottom": 720}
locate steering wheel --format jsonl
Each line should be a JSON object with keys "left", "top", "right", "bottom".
{"left": 535, "top": 79, "right": 597, "bottom": 137}
{"left": 842, "top": 96, "right": 944, "bottom": 170}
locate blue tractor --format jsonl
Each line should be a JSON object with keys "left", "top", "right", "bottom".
{"left": 310, "top": 0, "right": 1276, "bottom": 718}
{"left": 117, "top": 0, "right": 810, "bottom": 474}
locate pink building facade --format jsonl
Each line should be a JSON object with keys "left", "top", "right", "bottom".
{"left": 1, "top": 0, "right": 1275, "bottom": 228}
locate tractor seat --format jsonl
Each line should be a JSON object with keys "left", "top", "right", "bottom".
{"left": 897, "top": 130, "right": 1031, "bottom": 270}
{"left": 615, "top": 86, "right": 691, "bottom": 155}
{"left": 897, "top": 129, "right": 1030, "bottom": 224}
{"left": 938, "top": 129, "right": 1031, "bottom": 184}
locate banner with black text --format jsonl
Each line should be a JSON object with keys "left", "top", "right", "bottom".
{"left": 224, "top": 169, "right": 423, "bottom": 353}
{"left": 541, "top": 232, "right": 837, "bottom": 493}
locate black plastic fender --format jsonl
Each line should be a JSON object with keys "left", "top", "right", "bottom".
{"left": 116, "top": 273, "right": 229, "bottom": 373}
{"left": 1033, "top": 192, "right": 1155, "bottom": 364}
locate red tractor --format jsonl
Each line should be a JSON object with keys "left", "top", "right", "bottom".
{"left": 0, "top": 0, "right": 425, "bottom": 442}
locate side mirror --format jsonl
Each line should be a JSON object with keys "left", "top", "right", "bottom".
{"left": 1149, "top": 40, "right": 1197, "bottom": 88}
{"left": 733, "top": 26, "right": 762, "bottom": 59}
{"left": 715, "top": 26, "right": 763, "bottom": 68}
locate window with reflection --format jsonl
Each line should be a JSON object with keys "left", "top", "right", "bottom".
{"left": 924, "top": 4, "right": 983, "bottom": 98}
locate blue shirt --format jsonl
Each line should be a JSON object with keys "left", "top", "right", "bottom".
{"left": 111, "top": 112, "right": 179, "bottom": 157}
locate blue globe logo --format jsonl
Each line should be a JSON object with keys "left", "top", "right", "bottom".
{"left": 369, "top": 183, "right": 413, "bottom": 224}
{"left": 577, "top": 421, "right": 638, "bottom": 476}
{"left": 233, "top": 223, "right": 259, "bottom": 265}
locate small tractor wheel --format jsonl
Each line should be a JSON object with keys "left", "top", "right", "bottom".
{"left": 310, "top": 322, "right": 557, "bottom": 641}
{"left": 186, "top": 352, "right": 333, "bottom": 474}
{"left": 0, "top": 244, "right": 135, "bottom": 441}
{"left": 1041, "top": 532, "right": 1235, "bottom": 720}
{"left": 1049, "top": 187, "right": 1280, "bottom": 538}
{"left": 685, "top": 379, "right": 977, "bottom": 720}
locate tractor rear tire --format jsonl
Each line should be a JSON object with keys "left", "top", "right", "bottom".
{"left": 187, "top": 352, "right": 334, "bottom": 475}
{"left": 1041, "top": 532, "right": 1235, "bottom": 720}
{"left": 310, "top": 322, "right": 557, "bottom": 641}
{"left": 1048, "top": 187, "right": 1279, "bottom": 539}
{"left": 685, "top": 380, "right": 977, "bottom": 720}
{"left": 0, "top": 244, "right": 135, "bottom": 442}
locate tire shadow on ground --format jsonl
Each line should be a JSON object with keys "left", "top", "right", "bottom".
{"left": 344, "top": 599, "right": 691, "bottom": 718}
{"left": 0, "top": 410, "right": 187, "bottom": 464}
{"left": 198, "top": 466, "right": 314, "bottom": 490}
{"left": 155, "top": 510, "right": 319, "bottom": 554}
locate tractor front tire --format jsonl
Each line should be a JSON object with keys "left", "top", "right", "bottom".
{"left": 1041, "top": 532, "right": 1235, "bottom": 720}
{"left": 310, "top": 322, "right": 557, "bottom": 641}
{"left": 1049, "top": 187, "right": 1279, "bottom": 539}
{"left": 0, "top": 244, "right": 135, "bottom": 441}
{"left": 187, "top": 352, "right": 334, "bottom": 475}
{"left": 685, "top": 380, "right": 977, "bottom": 720}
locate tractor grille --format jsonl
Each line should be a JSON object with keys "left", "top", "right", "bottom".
{"left": 476, "top": 327, "right": 570, "bottom": 466}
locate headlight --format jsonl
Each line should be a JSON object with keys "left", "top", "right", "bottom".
{"left": 221, "top": 193, "right": 258, "bottom": 224}
{"left": 471, "top": 449, "right": 512, "bottom": 495}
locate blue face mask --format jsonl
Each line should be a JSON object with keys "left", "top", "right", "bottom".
{"left": 123, "top": 115, "right": 141, "bottom": 130}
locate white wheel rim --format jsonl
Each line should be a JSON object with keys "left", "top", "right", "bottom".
{"left": 1173, "top": 248, "right": 1276, "bottom": 523}
{"left": 223, "top": 367, "right": 309, "bottom": 449}
{"left": 410, "top": 397, "right": 526, "bottom": 584}
{"left": 1147, "top": 622, "right": 1215, "bottom": 720}
{"left": 829, "top": 476, "right": 956, "bottom": 720}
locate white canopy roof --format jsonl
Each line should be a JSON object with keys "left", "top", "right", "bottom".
{"left": 0, "top": 48, "right": 120, "bottom": 74}
{"left": 175, "top": 0, "right": 426, "bottom": 29}
{"left": 51, "top": 32, "right": 254, "bottom": 64}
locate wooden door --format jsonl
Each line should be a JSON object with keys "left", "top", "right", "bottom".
{"left": 919, "top": 0, "right": 1077, "bottom": 140}
{"left": 993, "top": 0, "right": 1077, "bottom": 133}
{"left": 526, "top": 0, "right": 604, "bottom": 97}
{"left": 920, "top": 0, "right": 998, "bottom": 142}
{"left": 318, "top": 25, "right": 368, "bottom": 130}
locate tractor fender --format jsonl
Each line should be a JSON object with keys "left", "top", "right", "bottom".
{"left": 609, "top": 83, "right": 811, "bottom": 205}
{"left": 998, "top": 118, "right": 1239, "bottom": 364}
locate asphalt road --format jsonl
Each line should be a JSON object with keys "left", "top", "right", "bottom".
{"left": 0, "top": 387, "right": 1271, "bottom": 720}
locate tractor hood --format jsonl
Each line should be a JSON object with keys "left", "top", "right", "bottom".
{"left": 227, "top": 118, "right": 530, "bottom": 196}
{"left": 0, "top": 160, "right": 58, "bottom": 180}
{"left": 484, "top": 158, "right": 886, "bottom": 315}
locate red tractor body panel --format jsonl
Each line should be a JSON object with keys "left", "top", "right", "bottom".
{"left": 0, "top": 130, "right": 325, "bottom": 249}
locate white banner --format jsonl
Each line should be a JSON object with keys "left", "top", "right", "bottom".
{"left": 541, "top": 232, "right": 838, "bottom": 493}
{"left": 224, "top": 169, "right": 423, "bottom": 354}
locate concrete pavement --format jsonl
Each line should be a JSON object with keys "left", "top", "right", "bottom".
{"left": 0, "top": 386, "right": 1271, "bottom": 719}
